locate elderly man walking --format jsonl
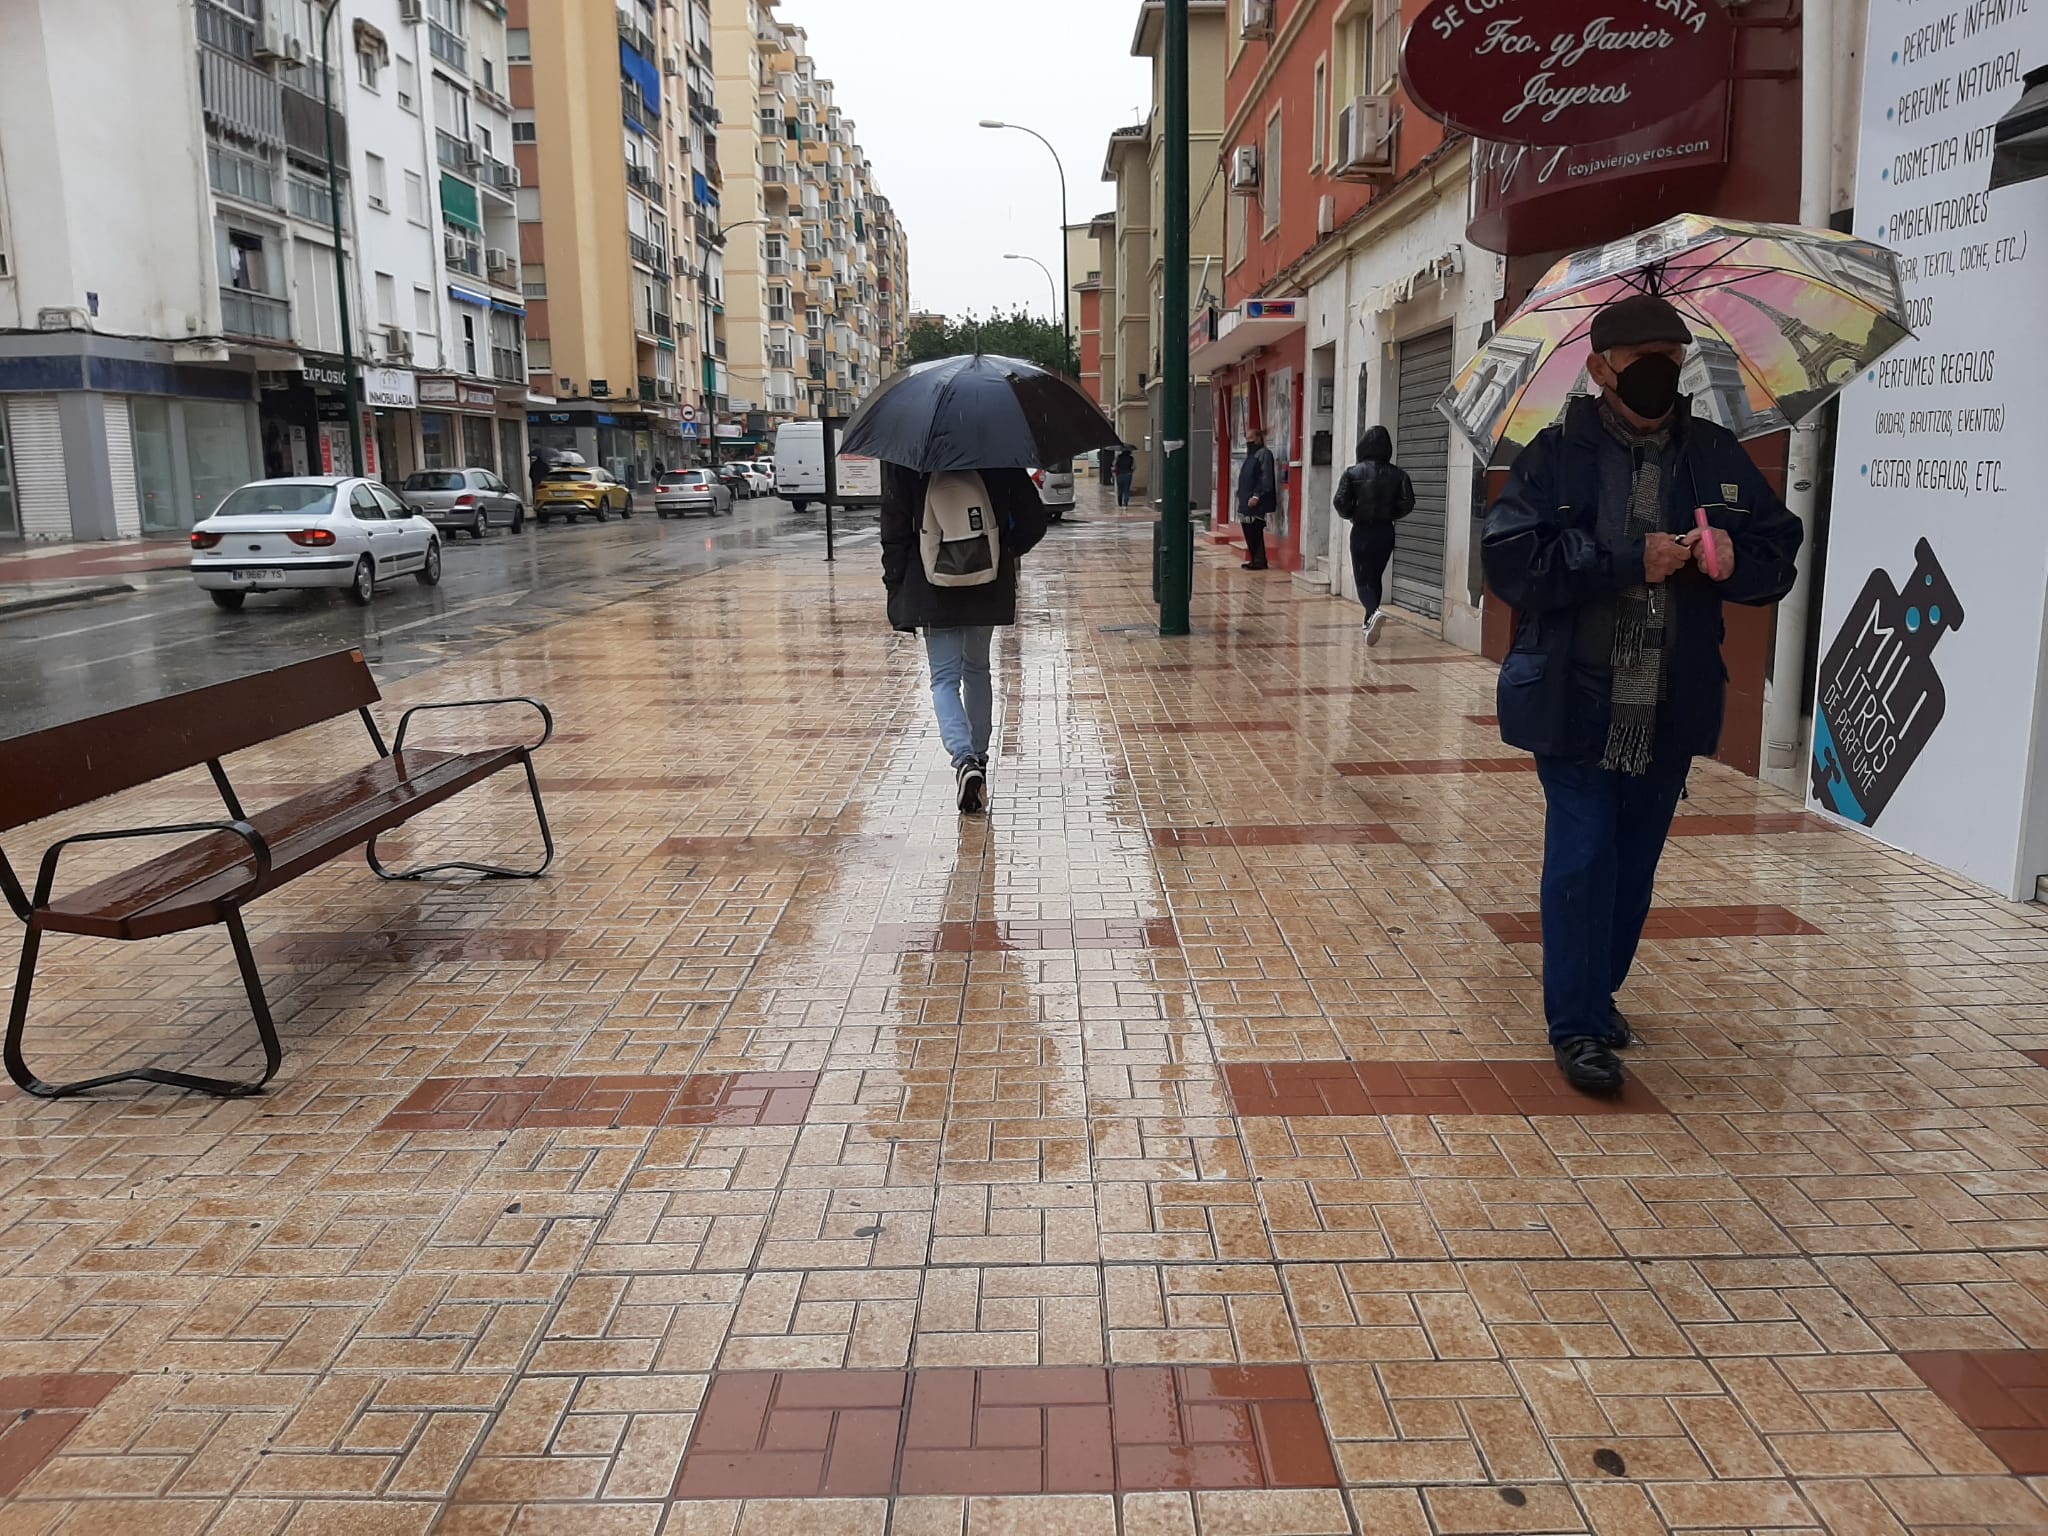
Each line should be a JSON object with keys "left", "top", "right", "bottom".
{"left": 1482, "top": 294, "right": 1804, "bottom": 1094}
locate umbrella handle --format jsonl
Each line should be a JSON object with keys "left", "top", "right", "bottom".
{"left": 1693, "top": 507, "right": 1722, "bottom": 580}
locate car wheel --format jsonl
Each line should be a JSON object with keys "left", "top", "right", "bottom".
{"left": 596, "top": 499, "right": 610, "bottom": 522}
{"left": 348, "top": 556, "right": 376, "bottom": 606}
{"left": 620, "top": 496, "right": 633, "bottom": 519}
{"left": 791, "top": 499, "right": 810, "bottom": 514}
{"left": 210, "top": 590, "right": 246, "bottom": 611}
{"left": 416, "top": 540, "right": 442, "bottom": 587}
{"left": 512, "top": 507, "right": 526, "bottom": 534}
{"left": 471, "top": 510, "right": 489, "bottom": 540}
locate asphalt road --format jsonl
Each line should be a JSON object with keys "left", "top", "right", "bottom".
{"left": 1, "top": 494, "right": 879, "bottom": 736}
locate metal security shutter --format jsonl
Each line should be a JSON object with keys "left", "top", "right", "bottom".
{"left": 105, "top": 397, "right": 141, "bottom": 536}
{"left": 6, "top": 397, "right": 69, "bottom": 540}
{"left": 1392, "top": 328, "right": 1456, "bottom": 618}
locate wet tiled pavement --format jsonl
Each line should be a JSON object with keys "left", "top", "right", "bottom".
{"left": 5, "top": 490, "right": 2048, "bottom": 1531}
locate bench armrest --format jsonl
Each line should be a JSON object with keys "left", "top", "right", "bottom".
{"left": 390, "top": 697, "right": 554, "bottom": 756}
{"left": 31, "top": 820, "right": 273, "bottom": 911}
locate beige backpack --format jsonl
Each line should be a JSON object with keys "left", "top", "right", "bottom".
{"left": 919, "top": 471, "right": 1001, "bottom": 587}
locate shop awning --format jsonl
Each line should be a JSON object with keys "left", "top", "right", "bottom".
{"left": 1190, "top": 300, "right": 1306, "bottom": 373}
{"left": 441, "top": 174, "right": 481, "bottom": 232}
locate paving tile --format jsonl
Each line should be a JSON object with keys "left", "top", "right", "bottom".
{"left": 1480, "top": 906, "right": 1825, "bottom": 943}
{"left": 1334, "top": 757, "right": 1538, "bottom": 776}
{"left": 1224, "top": 1060, "right": 1670, "bottom": 1118}
{"left": 1905, "top": 1350, "right": 2048, "bottom": 1475}
{"left": 0, "top": 1373, "right": 124, "bottom": 1496}
{"left": 377, "top": 1071, "right": 820, "bottom": 1132}
{"left": 1150, "top": 826, "right": 1400, "bottom": 849}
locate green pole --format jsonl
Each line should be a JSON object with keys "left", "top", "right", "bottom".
{"left": 321, "top": 0, "right": 364, "bottom": 477}
{"left": 1158, "top": 0, "right": 1192, "bottom": 636}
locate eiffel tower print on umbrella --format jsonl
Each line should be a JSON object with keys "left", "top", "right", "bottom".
{"left": 1438, "top": 214, "right": 1915, "bottom": 467}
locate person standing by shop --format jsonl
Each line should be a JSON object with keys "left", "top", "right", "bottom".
{"left": 1114, "top": 444, "right": 1136, "bottom": 508}
{"left": 1334, "top": 425, "right": 1415, "bottom": 645}
{"left": 1482, "top": 294, "right": 1803, "bottom": 1095}
{"left": 1236, "top": 426, "right": 1276, "bottom": 570}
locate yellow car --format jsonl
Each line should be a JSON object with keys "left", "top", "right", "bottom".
{"left": 536, "top": 466, "right": 633, "bottom": 523}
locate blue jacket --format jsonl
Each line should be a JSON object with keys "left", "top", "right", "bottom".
{"left": 1482, "top": 395, "right": 1804, "bottom": 763}
{"left": 1236, "top": 445, "right": 1276, "bottom": 519}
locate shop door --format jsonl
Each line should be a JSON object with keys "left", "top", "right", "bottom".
{"left": 497, "top": 419, "right": 524, "bottom": 487}
{"left": 1265, "top": 368, "right": 1295, "bottom": 546}
{"left": 462, "top": 415, "right": 497, "bottom": 472}
{"left": 131, "top": 399, "right": 182, "bottom": 532}
{"left": 1393, "top": 328, "right": 1456, "bottom": 618}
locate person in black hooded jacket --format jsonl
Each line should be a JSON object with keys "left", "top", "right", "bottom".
{"left": 1333, "top": 425, "right": 1415, "bottom": 645}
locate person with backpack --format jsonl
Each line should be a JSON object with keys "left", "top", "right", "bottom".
{"left": 1333, "top": 425, "right": 1416, "bottom": 646}
{"left": 881, "top": 461, "right": 1050, "bottom": 813}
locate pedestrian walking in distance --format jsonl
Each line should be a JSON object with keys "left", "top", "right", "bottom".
{"left": 881, "top": 461, "right": 1050, "bottom": 814}
{"left": 1333, "top": 425, "right": 1415, "bottom": 646}
{"left": 1482, "top": 293, "right": 1803, "bottom": 1095}
{"left": 1236, "top": 426, "right": 1276, "bottom": 569}
{"left": 1114, "top": 444, "right": 1136, "bottom": 508}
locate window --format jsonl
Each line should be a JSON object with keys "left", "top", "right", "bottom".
{"left": 415, "top": 284, "right": 437, "bottom": 334}
{"left": 507, "top": 27, "right": 531, "bottom": 62}
{"left": 371, "top": 484, "right": 410, "bottom": 517}
{"left": 364, "top": 152, "right": 388, "bottom": 210}
{"left": 482, "top": 58, "right": 495, "bottom": 95}
{"left": 376, "top": 271, "right": 397, "bottom": 326}
{"left": 207, "top": 143, "right": 274, "bottom": 207}
{"left": 476, "top": 125, "right": 492, "bottom": 157}
{"left": 404, "top": 170, "right": 427, "bottom": 224}
{"left": 225, "top": 228, "right": 269, "bottom": 292}
{"left": 461, "top": 312, "right": 478, "bottom": 375}
{"left": 1262, "top": 110, "right": 1282, "bottom": 236}
{"left": 357, "top": 45, "right": 381, "bottom": 90}
{"left": 1373, "top": 0, "right": 1401, "bottom": 89}
{"left": 351, "top": 485, "right": 387, "bottom": 521}
{"left": 1312, "top": 59, "right": 1328, "bottom": 171}
{"left": 1228, "top": 188, "right": 1247, "bottom": 271}
{"left": 512, "top": 120, "right": 536, "bottom": 143}
{"left": 396, "top": 55, "right": 418, "bottom": 113}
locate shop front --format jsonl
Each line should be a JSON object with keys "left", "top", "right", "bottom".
{"left": 527, "top": 406, "right": 660, "bottom": 486}
{"left": 419, "top": 376, "right": 505, "bottom": 475}
{"left": 1194, "top": 300, "right": 1307, "bottom": 571}
{"left": 260, "top": 357, "right": 374, "bottom": 481}
{"left": 362, "top": 366, "right": 419, "bottom": 489}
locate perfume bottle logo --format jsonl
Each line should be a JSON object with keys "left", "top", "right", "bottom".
{"left": 1812, "top": 538, "right": 1964, "bottom": 827}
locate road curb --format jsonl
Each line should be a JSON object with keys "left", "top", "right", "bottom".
{"left": 0, "top": 582, "right": 137, "bottom": 618}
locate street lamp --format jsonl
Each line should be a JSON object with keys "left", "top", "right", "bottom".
{"left": 979, "top": 120, "right": 1073, "bottom": 375}
{"left": 1002, "top": 254, "right": 1059, "bottom": 327}
{"left": 318, "top": 0, "right": 364, "bottom": 476}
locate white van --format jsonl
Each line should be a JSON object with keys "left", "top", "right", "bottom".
{"left": 773, "top": 421, "right": 882, "bottom": 513}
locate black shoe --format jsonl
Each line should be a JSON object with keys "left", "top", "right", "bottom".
{"left": 1605, "top": 1007, "right": 1633, "bottom": 1050}
{"left": 1244, "top": 561, "right": 1270, "bottom": 570}
{"left": 1554, "top": 1036, "right": 1625, "bottom": 1094}
{"left": 956, "top": 759, "right": 986, "bottom": 814}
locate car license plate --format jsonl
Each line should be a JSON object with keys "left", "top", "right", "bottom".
{"left": 233, "top": 568, "right": 288, "bottom": 584}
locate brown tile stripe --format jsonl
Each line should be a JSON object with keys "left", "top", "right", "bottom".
{"left": 0, "top": 1374, "right": 125, "bottom": 1497}
{"left": 1905, "top": 1351, "right": 2048, "bottom": 1475}
{"left": 673, "top": 1365, "right": 1337, "bottom": 1499}
{"left": 259, "top": 929, "right": 571, "bottom": 965}
{"left": 1667, "top": 812, "right": 1834, "bottom": 836}
{"left": 1260, "top": 684, "right": 1417, "bottom": 697}
{"left": 1464, "top": 713, "right": 1501, "bottom": 726}
{"left": 2025, "top": 1051, "right": 2048, "bottom": 1071}
{"left": 378, "top": 1071, "right": 819, "bottom": 1133}
{"left": 1373, "top": 653, "right": 1487, "bottom": 666}
{"left": 1225, "top": 1059, "right": 1668, "bottom": 1118}
{"left": 870, "top": 919, "right": 1178, "bottom": 954}
{"left": 1482, "top": 905, "right": 1824, "bottom": 944}
{"left": 1335, "top": 757, "right": 1537, "bottom": 777}
{"left": 1152, "top": 825, "right": 1400, "bottom": 849}
{"left": 771, "top": 727, "right": 904, "bottom": 741}
{"left": 1122, "top": 721, "right": 1296, "bottom": 735}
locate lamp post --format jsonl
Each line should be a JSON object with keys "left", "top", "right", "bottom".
{"left": 318, "top": 0, "right": 364, "bottom": 476}
{"left": 1003, "top": 253, "right": 1060, "bottom": 327}
{"left": 1157, "top": 0, "right": 1192, "bottom": 636}
{"left": 979, "top": 120, "right": 1073, "bottom": 376}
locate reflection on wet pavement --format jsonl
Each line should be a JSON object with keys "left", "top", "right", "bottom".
{"left": 2, "top": 487, "right": 2048, "bottom": 1528}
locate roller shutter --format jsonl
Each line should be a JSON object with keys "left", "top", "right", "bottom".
{"left": 1392, "top": 328, "right": 1455, "bottom": 618}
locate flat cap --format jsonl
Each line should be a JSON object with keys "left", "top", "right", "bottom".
{"left": 1589, "top": 294, "right": 1694, "bottom": 353}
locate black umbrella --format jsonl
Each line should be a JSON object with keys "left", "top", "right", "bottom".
{"left": 840, "top": 353, "right": 1119, "bottom": 472}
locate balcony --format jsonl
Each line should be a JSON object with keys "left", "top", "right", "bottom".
{"left": 199, "top": 47, "right": 283, "bottom": 149}
{"left": 436, "top": 129, "right": 474, "bottom": 175}
{"left": 617, "top": 10, "right": 657, "bottom": 63}
{"left": 281, "top": 84, "right": 346, "bottom": 168}
{"left": 626, "top": 163, "right": 661, "bottom": 198}
{"left": 444, "top": 232, "right": 483, "bottom": 276}
{"left": 652, "top": 312, "right": 674, "bottom": 339}
{"left": 219, "top": 286, "right": 290, "bottom": 342}
{"left": 479, "top": 154, "right": 519, "bottom": 194}
{"left": 638, "top": 376, "right": 658, "bottom": 403}
{"left": 492, "top": 346, "right": 524, "bottom": 385}
{"left": 622, "top": 89, "right": 658, "bottom": 135}
{"left": 627, "top": 233, "right": 664, "bottom": 270}
{"left": 428, "top": 21, "right": 467, "bottom": 72}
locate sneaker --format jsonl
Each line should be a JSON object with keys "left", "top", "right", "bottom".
{"left": 1365, "top": 610, "right": 1386, "bottom": 647}
{"left": 1553, "top": 1036, "right": 1625, "bottom": 1095}
{"left": 956, "top": 759, "right": 987, "bottom": 815}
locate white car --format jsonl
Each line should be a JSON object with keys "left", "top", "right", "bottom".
{"left": 1030, "top": 460, "right": 1077, "bottom": 521}
{"left": 191, "top": 476, "right": 441, "bottom": 610}
{"left": 743, "top": 461, "right": 778, "bottom": 497}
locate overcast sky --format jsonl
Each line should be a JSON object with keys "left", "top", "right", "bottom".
{"left": 781, "top": 0, "right": 1153, "bottom": 322}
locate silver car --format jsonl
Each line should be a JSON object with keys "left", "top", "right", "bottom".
{"left": 400, "top": 467, "right": 527, "bottom": 538}
{"left": 655, "top": 469, "right": 734, "bottom": 518}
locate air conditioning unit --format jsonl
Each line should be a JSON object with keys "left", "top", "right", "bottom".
{"left": 1335, "top": 95, "right": 1396, "bottom": 177}
{"left": 282, "top": 34, "right": 309, "bottom": 65}
{"left": 382, "top": 324, "right": 413, "bottom": 359}
{"left": 1230, "top": 145, "right": 1261, "bottom": 192}
{"left": 487, "top": 248, "right": 514, "bottom": 276}
{"left": 489, "top": 161, "right": 520, "bottom": 190}
{"left": 462, "top": 144, "right": 483, "bottom": 170}
{"left": 1239, "top": 0, "right": 1273, "bottom": 39}
{"left": 1317, "top": 194, "right": 1337, "bottom": 237}
{"left": 397, "top": 0, "right": 423, "bottom": 20}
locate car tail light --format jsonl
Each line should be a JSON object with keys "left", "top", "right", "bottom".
{"left": 189, "top": 530, "right": 222, "bottom": 550}
{"left": 288, "top": 528, "right": 337, "bottom": 547}
{"left": 1030, "top": 470, "right": 1045, "bottom": 487}
{"left": 455, "top": 494, "right": 476, "bottom": 507}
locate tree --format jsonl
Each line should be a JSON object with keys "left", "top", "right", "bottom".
{"left": 902, "top": 309, "right": 1072, "bottom": 376}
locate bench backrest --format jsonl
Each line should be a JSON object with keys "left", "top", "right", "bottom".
{"left": 0, "top": 649, "right": 382, "bottom": 833}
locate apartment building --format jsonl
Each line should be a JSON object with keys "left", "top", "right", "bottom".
{"left": 512, "top": 0, "right": 720, "bottom": 481}
{"left": 711, "top": 0, "right": 905, "bottom": 451}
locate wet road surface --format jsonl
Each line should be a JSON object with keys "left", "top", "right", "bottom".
{"left": 1, "top": 496, "right": 878, "bottom": 735}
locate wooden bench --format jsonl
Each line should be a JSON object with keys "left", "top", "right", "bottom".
{"left": 0, "top": 649, "right": 554, "bottom": 1099}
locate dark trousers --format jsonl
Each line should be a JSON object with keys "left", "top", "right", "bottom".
{"left": 1241, "top": 518, "right": 1268, "bottom": 566}
{"left": 1116, "top": 472, "right": 1134, "bottom": 506}
{"left": 1350, "top": 521, "right": 1396, "bottom": 614}
{"left": 1534, "top": 754, "right": 1691, "bottom": 1046}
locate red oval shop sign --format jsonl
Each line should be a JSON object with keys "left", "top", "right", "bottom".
{"left": 1400, "top": 0, "right": 1734, "bottom": 148}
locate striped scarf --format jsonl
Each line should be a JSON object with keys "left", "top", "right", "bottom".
{"left": 1598, "top": 404, "right": 1673, "bottom": 776}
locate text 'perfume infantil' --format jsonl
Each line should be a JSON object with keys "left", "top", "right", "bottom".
{"left": 1811, "top": 538, "right": 1964, "bottom": 827}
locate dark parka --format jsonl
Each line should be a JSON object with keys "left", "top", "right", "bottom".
{"left": 1333, "top": 426, "right": 1415, "bottom": 525}
{"left": 1481, "top": 395, "right": 1804, "bottom": 763}
{"left": 880, "top": 463, "right": 1050, "bottom": 632}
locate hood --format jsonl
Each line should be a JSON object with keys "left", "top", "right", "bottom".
{"left": 1357, "top": 426, "right": 1393, "bottom": 463}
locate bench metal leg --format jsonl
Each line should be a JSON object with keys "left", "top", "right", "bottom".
{"left": 5, "top": 910, "right": 283, "bottom": 1100}
{"left": 366, "top": 753, "right": 556, "bottom": 883}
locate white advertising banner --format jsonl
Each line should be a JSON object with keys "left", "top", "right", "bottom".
{"left": 1813, "top": 1, "right": 2047, "bottom": 898}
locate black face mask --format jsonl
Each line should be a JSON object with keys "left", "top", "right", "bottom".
{"left": 1612, "top": 354, "right": 1682, "bottom": 420}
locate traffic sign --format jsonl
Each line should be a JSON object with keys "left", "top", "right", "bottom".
{"left": 681, "top": 404, "right": 697, "bottom": 422}
{"left": 680, "top": 421, "right": 700, "bottom": 439}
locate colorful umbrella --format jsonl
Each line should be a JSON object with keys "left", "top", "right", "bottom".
{"left": 1439, "top": 214, "right": 1913, "bottom": 469}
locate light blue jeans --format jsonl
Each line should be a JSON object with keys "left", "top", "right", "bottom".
{"left": 924, "top": 626, "right": 994, "bottom": 766}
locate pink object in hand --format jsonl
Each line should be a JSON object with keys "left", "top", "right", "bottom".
{"left": 1694, "top": 507, "right": 1722, "bottom": 579}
